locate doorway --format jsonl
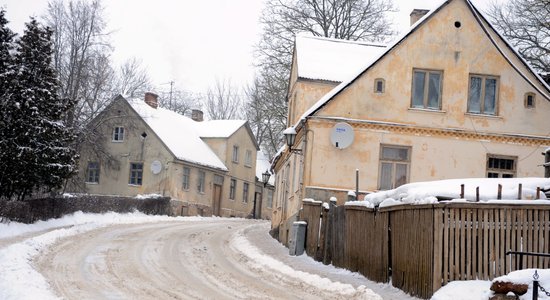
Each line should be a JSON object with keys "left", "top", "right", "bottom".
{"left": 212, "top": 184, "right": 222, "bottom": 216}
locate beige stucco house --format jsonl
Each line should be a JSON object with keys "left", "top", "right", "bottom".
{"left": 72, "top": 93, "right": 269, "bottom": 218}
{"left": 272, "top": 0, "right": 550, "bottom": 242}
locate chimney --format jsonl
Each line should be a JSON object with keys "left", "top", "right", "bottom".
{"left": 410, "top": 9, "right": 430, "bottom": 26}
{"left": 191, "top": 109, "right": 204, "bottom": 122}
{"left": 144, "top": 92, "right": 159, "bottom": 109}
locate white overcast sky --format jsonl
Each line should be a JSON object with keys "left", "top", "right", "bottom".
{"left": 0, "top": 0, "right": 498, "bottom": 94}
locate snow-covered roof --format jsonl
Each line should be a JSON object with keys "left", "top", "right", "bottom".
{"left": 127, "top": 98, "right": 228, "bottom": 171}
{"left": 295, "top": 34, "right": 386, "bottom": 83}
{"left": 298, "top": 0, "right": 550, "bottom": 123}
{"left": 197, "top": 120, "right": 247, "bottom": 138}
{"left": 256, "top": 151, "right": 275, "bottom": 185}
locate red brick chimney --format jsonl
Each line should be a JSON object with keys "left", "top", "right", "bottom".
{"left": 191, "top": 109, "right": 204, "bottom": 122}
{"left": 144, "top": 92, "right": 159, "bottom": 109}
{"left": 410, "top": 9, "right": 430, "bottom": 26}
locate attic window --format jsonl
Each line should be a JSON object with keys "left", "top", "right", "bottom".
{"left": 454, "top": 21, "right": 461, "bottom": 28}
{"left": 141, "top": 132, "right": 148, "bottom": 139}
{"left": 525, "top": 92, "right": 535, "bottom": 108}
{"left": 374, "top": 78, "right": 385, "bottom": 93}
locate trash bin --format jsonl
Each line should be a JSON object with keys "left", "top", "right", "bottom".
{"left": 288, "top": 221, "right": 306, "bottom": 256}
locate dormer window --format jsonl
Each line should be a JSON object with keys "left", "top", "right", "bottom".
{"left": 112, "top": 127, "right": 124, "bottom": 142}
{"left": 525, "top": 92, "right": 535, "bottom": 108}
{"left": 374, "top": 78, "right": 385, "bottom": 93}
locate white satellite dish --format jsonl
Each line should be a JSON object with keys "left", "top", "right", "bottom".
{"left": 151, "top": 160, "right": 162, "bottom": 174}
{"left": 330, "top": 122, "right": 354, "bottom": 149}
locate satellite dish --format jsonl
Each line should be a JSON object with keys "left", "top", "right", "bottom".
{"left": 330, "top": 122, "right": 354, "bottom": 149}
{"left": 151, "top": 160, "right": 162, "bottom": 174}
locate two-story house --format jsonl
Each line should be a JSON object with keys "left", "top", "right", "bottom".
{"left": 72, "top": 93, "right": 263, "bottom": 218}
{"left": 272, "top": 0, "right": 550, "bottom": 243}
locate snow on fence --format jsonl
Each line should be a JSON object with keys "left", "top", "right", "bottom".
{"left": 299, "top": 200, "right": 550, "bottom": 299}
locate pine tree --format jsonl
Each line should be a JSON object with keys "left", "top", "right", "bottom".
{"left": 3, "top": 18, "right": 78, "bottom": 200}
{"left": 0, "top": 9, "right": 17, "bottom": 200}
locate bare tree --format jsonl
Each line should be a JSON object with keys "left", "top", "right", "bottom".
{"left": 45, "top": 0, "right": 111, "bottom": 127}
{"left": 205, "top": 79, "right": 244, "bottom": 120}
{"left": 115, "top": 58, "right": 152, "bottom": 98}
{"left": 156, "top": 84, "right": 202, "bottom": 116}
{"left": 248, "top": 0, "right": 396, "bottom": 157}
{"left": 486, "top": 0, "right": 550, "bottom": 74}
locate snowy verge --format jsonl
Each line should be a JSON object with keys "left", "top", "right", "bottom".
{"left": 0, "top": 211, "right": 200, "bottom": 300}
{"left": 229, "top": 227, "right": 382, "bottom": 300}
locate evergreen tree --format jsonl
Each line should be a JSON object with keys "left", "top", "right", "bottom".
{"left": 0, "top": 9, "right": 17, "bottom": 200}
{"left": 2, "top": 18, "right": 78, "bottom": 200}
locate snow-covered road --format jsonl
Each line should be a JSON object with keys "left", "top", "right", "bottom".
{"left": 0, "top": 213, "right": 418, "bottom": 299}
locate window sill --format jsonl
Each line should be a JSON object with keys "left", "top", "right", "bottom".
{"left": 112, "top": 140, "right": 124, "bottom": 143}
{"left": 85, "top": 182, "right": 99, "bottom": 185}
{"left": 244, "top": 164, "right": 252, "bottom": 168}
{"left": 408, "top": 108, "right": 446, "bottom": 114}
{"left": 465, "top": 112, "right": 502, "bottom": 119}
{"left": 128, "top": 184, "right": 142, "bottom": 187}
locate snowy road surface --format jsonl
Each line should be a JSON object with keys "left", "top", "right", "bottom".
{"left": 1, "top": 214, "right": 418, "bottom": 299}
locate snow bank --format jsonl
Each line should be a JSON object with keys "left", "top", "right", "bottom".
{"left": 433, "top": 269, "right": 550, "bottom": 300}
{"left": 431, "top": 280, "right": 492, "bottom": 300}
{"left": 0, "top": 212, "right": 198, "bottom": 299}
{"left": 230, "top": 228, "right": 382, "bottom": 299}
{"left": 362, "top": 178, "right": 550, "bottom": 208}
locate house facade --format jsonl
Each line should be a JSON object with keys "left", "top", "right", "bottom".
{"left": 72, "top": 93, "right": 267, "bottom": 218}
{"left": 272, "top": 0, "right": 550, "bottom": 242}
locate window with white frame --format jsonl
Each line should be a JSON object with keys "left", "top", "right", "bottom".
{"left": 468, "top": 74, "right": 499, "bottom": 115}
{"left": 243, "top": 182, "right": 249, "bottom": 203}
{"left": 198, "top": 170, "right": 205, "bottom": 193}
{"left": 245, "top": 150, "right": 252, "bottom": 167}
{"left": 182, "top": 167, "right": 190, "bottom": 190}
{"left": 378, "top": 145, "right": 411, "bottom": 190}
{"left": 129, "top": 162, "right": 143, "bottom": 185}
{"left": 86, "top": 162, "right": 100, "bottom": 183}
{"left": 411, "top": 69, "right": 442, "bottom": 110}
{"left": 112, "top": 127, "right": 125, "bottom": 142}
{"left": 229, "top": 178, "right": 236, "bottom": 200}
{"left": 232, "top": 145, "right": 239, "bottom": 163}
{"left": 487, "top": 155, "right": 516, "bottom": 178}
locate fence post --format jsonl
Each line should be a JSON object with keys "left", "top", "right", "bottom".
{"left": 533, "top": 270, "right": 539, "bottom": 300}
{"left": 518, "top": 184, "right": 522, "bottom": 200}
{"left": 460, "top": 184, "right": 465, "bottom": 199}
{"left": 498, "top": 184, "right": 502, "bottom": 200}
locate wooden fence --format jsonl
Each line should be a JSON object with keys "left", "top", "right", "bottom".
{"left": 299, "top": 201, "right": 550, "bottom": 299}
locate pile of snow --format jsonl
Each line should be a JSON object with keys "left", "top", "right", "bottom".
{"left": 362, "top": 178, "right": 550, "bottom": 208}
{"left": 432, "top": 269, "right": 550, "bottom": 300}
{"left": 431, "top": 280, "right": 492, "bottom": 300}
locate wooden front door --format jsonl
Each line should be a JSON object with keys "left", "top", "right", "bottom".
{"left": 212, "top": 184, "right": 222, "bottom": 216}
